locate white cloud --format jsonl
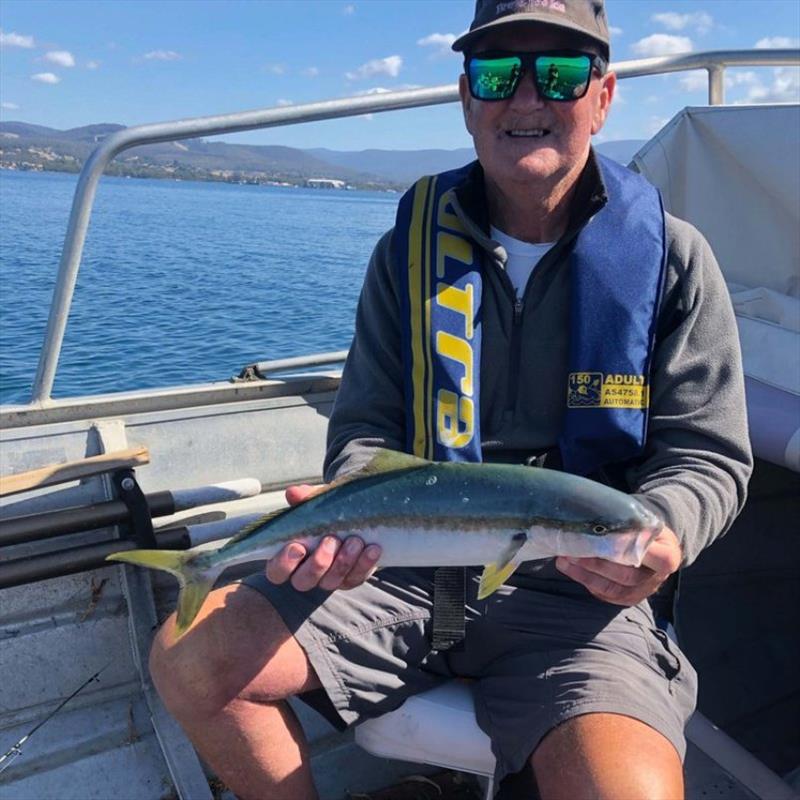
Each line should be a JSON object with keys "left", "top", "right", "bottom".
{"left": 1, "top": 101, "right": 20, "bottom": 110}
{"left": 631, "top": 34, "right": 693, "bottom": 57}
{"left": 354, "top": 84, "right": 421, "bottom": 96}
{"left": 651, "top": 12, "right": 713, "bottom": 35}
{"left": 345, "top": 55, "right": 402, "bottom": 81}
{"left": 266, "top": 63, "right": 286, "bottom": 75}
{"left": 44, "top": 50, "right": 76, "bottom": 68}
{"left": 609, "top": 26, "right": 623, "bottom": 37}
{"left": 0, "top": 29, "right": 35, "bottom": 48}
{"left": 417, "top": 32, "right": 457, "bottom": 57}
{"left": 143, "top": 50, "right": 181, "bottom": 61}
{"left": 755, "top": 36, "right": 800, "bottom": 49}
{"left": 276, "top": 98, "right": 293, "bottom": 106}
{"left": 31, "top": 72, "right": 60, "bottom": 84}
{"left": 679, "top": 70, "right": 708, "bottom": 92}
{"left": 343, "top": 4, "right": 355, "bottom": 14}
{"left": 86, "top": 60, "right": 100, "bottom": 69}
{"left": 736, "top": 67, "right": 800, "bottom": 104}
{"left": 301, "top": 66, "right": 319, "bottom": 77}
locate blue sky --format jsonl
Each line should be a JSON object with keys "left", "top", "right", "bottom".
{"left": 1, "top": 0, "right": 798, "bottom": 151}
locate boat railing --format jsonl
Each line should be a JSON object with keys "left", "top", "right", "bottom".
{"left": 24, "top": 48, "right": 800, "bottom": 408}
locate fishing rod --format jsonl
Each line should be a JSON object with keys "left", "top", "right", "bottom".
{"left": 0, "top": 663, "right": 111, "bottom": 776}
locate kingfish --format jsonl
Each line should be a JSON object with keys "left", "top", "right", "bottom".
{"left": 106, "top": 449, "right": 662, "bottom": 635}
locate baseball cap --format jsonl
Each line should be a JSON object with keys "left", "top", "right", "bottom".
{"left": 452, "top": 0, "right": 611, "bottom": 58}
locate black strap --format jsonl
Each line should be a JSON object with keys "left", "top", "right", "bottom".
{"left": 431, "top": 566, "right": 465, "bottom": 651}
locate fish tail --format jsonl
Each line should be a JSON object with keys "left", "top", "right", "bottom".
{"left": 106, "top": 549, "right": 218, "bottom": 636}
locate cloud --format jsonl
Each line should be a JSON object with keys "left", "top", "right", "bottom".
{"left": 1, "top": 101, "right": 20, "bottom": 110}
{"left": 679, "top": 70, "right": 708, "bottom": 92}
{"left": 0, "top": 29, "right": 35, "bottom": 48}
{"left": 651, "top": 11, "right": 713, "bottom": 34}
{"left": 346, "top": 55, "right": 402, "bottom": 81}
{"left": 417, "top": 32, "right": 457, "bottom": 57}
{"left": 680, "top": 69, "right": 760, "bottom": 93}
{"left": 31, "top": 72, "right": 60, "bottom": 84}
{"left": 276, "top": 98, "right": 293, "bottom": 106}
{"left": 86, "top": 60, "right": 100, "bottom": 69}
{"left": 736, "top": 67, "right": 800, "bottom": 104}
{"left": 143, "top": 50, "right": 181, "bottom": 61}
{"left": 354, "top": 84, "right": 421, "bottom": 95}
{"left": 266, "top": 63, "right": 286, "bottom": 75}
{"left": 44, "top": 50, "right": 76, "bottom": 68}
{"left": 609, "top": 26, "right": 623, "bottom": 37}
{"left": 631, "top": 34, "right": 693, "bottom": 57}
{"left": 343, "top": 4, "right": 355, "bottom": 14}
{"left": 755, "top": 36, "right": 800, "bottom": 49}
{"left": 301, "top": 66, "right": 319, "bottom": 77}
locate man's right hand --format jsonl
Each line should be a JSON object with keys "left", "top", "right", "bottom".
{"left": 264, "top": 484, "right": 382, "bottom": 592}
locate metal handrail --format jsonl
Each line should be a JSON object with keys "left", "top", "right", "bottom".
{"left": 28, "top": 48, "right": 800, "bottom": 405}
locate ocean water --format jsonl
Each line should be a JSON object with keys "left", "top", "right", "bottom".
{"left": 0, "top": 170, "right": 399, "bottom": 405}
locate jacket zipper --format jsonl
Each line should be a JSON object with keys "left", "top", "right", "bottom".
{"left": 505, "top": 296, "right": 525, "bottom": 418}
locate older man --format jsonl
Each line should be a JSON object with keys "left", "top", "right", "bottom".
{"left": 149, "top": 1, "right": 751, "bottom": 798}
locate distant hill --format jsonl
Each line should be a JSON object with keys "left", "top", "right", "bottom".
{"left": 0, "top": 121, "right": 647, "bottom": 188}
{"left": 307, "top": 147, "right": 477, "bottom": 184}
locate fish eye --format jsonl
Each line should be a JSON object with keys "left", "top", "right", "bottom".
{"left": 592, "top": 524, "right": 607, "bottom": 534}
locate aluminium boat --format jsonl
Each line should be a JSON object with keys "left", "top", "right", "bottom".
{"left": 1, "top": 48, "right": 798, "bottom": 800}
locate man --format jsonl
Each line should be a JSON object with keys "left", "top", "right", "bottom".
{"left": 149, "top": 2, "right": 752, "bottom": 798}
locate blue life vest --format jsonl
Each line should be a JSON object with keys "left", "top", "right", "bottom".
{"left": 395, "top": 155, "right": 667, "bottom": 476}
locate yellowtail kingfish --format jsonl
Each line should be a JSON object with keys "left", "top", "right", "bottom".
{"left": 106, "top": 449, "right": 662, "bottom": 635}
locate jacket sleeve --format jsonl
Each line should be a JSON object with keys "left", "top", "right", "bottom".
{"left": 324, "top": 229, "right": 406, "bottom": 482}
{"left": 628, "top": 214, "right": 753, "bottom": 566}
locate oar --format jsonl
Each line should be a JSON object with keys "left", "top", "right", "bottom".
{"left": 0, "top": 447, "right": 150, "bottom": 497}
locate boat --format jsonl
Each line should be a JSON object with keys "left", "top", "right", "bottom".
{"left": 1, "top": 48, "right": 799, "bottom": 800}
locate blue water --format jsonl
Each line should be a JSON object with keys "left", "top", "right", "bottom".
{"left": 0, "top": 170, "right": 399, "bottom": 405}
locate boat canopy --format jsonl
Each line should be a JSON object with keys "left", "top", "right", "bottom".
{"left": 632, "top": 104, "right": 800, "bottom": 473}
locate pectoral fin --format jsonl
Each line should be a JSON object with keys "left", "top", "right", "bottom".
{"left": 478, "top": 532, "right": 527, "bottom": 600}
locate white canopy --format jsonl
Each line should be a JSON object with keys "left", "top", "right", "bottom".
{"left": 632, "top": 104, "right": 800, "bottom": 472}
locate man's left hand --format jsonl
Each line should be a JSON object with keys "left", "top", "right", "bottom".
{"left": 555, "top": 526, "right": 682, "bottom": 606}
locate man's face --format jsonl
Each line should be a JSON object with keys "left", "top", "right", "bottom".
{"left": 459, "top": 25, "right": 615, "bottom": 196}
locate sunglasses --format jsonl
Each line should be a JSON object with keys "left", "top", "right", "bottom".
{"left": 465, "top": 50, "right": 607, "bottom": 102}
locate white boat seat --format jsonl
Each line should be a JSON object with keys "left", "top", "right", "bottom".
{"left": 355, "top": 679, "right": 496, "bottom": 784}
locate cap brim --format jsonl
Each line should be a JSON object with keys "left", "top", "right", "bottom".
{"left": 451, "top": 13, "right": 609, "bottom": 55}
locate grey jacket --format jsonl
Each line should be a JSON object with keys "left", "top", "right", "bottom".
{"left": 325, "top": 156, "right": 752, "bottom": 570}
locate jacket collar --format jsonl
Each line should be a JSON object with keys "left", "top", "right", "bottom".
{"left": 451, "top": 148, "right": 609, "bottom": 257}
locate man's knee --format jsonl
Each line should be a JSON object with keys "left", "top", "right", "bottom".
{"left": 149, "top": 582, "right": 316, "bottom": 720}
{"left": 531, "top": 712, "right": 684, "bottom": 799}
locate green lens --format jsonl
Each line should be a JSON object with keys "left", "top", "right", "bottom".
{"left": 534, "top": 55, "right": 591, "bottom": 100}
{"left": 469, "top": 56, "right": 522, "bottom": 100}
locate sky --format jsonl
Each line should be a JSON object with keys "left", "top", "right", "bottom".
{"left": 1, "top": 0, "right": 798, "bottom": 151}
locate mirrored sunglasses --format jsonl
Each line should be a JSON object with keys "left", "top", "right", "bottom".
{"left": 466, "top": 50, "right": 607, "bottom": 102}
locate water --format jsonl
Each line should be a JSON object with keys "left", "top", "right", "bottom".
{"left": 0, "top": 170, "right": 398, "bottom": 405}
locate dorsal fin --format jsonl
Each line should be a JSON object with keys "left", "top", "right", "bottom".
{"left": 225, "top": 507, "right": 290, "bottom": 546}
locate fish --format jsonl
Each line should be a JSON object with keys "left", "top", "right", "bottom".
{"left": 106, "top": 448, "right": 662, "bottom": 635}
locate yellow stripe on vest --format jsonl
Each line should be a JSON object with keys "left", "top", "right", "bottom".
{"left": 408, "top": 176, "right": 431, "bottom": 458}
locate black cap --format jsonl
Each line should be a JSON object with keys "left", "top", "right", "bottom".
{"left": 452, "top": 0, "right": 610, "bottom": 58}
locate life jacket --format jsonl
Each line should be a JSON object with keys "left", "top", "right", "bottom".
{"left": 394, "top": 155, "right": 667, "bottom": 476}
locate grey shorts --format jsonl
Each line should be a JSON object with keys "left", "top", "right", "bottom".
{"left": 243, "top": 567, "right": 697, "bottom": 783}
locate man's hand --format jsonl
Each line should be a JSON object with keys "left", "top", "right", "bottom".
{"left": 264, "top": 484, "right": 382, "bottom": 592}
{"left": 555, "top": 526, "right": 682, "bottom": 606}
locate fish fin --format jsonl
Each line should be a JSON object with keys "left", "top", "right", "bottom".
{"left": 226, "top": 507, "right": 290, "bottom": 545}
{"left": 337, "top": 449, "right": 431, "bottom": 485}
{"left": 106, "top": 549, "right": 219, "bottom": 636}
{"left": 477, "top": 532, "right": 527, "bottom": 600}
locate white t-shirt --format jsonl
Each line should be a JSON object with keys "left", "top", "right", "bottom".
{"left": 491, "top": 226, "right": 554, "bottom": 300}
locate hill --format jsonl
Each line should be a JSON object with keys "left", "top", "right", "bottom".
{"left": 0, "top": 121, "right": 646, "bottom": 189}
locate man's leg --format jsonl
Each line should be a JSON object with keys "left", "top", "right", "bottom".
{"left": 149, "top": 582, "right": 321, "bottom": 800}
{"left": 531, "top": 712, "right": 684, "bottom": 800}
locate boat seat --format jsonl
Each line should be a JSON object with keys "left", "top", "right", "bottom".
{"left": 355, "top": 678, "right": 798, "bottom": 800}
{"left": 355, "top": 680, "right": 496, "bottom": 799}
